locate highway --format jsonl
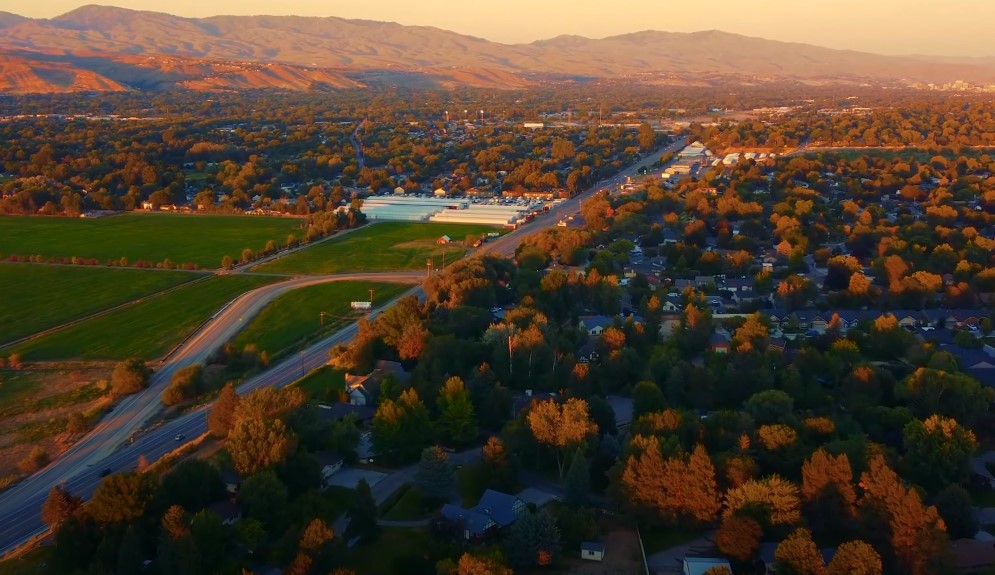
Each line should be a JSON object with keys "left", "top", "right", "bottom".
{"left": 0, "top": 139, "right": 681, "bottom": 558}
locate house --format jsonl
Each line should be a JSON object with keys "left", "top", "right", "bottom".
{"left": 578, "top": 315, "right": 615, "bottom": 336}
{"left": 206, "top": 500, "right": 242, "bottom": 526}
{"left": 345, "top": 370, "right": 385, "bottom": 406}
{"left": 315, "top": 402, "right": 375, "bottom": 424}
{"left": 440, "top": 489, "right": 526, "bottom": 541}
{"left": 682, "top": 557, "right": 732, "bottom": 575}
{"left": 580, "top": 541, "right": 605, "bottom": 561}
{"left": 437, "top": 235, "right": 452, "bottom": 244}
{"left": 219, "top": 469, "right": 241, "bottom": 494}
{"left": 709, "top": 332, "right": 731, "bottom": 353}
{"left": 512, "top": 390, "right": 557, "bottom": 418}
{"left": 141, "top": 201, "right": 154, "bottom": 210}
{"left": 660, "top": 298, "right": 682, "bottom": 313}
{"left": 315, "top": 452, "right": 344, "bottom": 489}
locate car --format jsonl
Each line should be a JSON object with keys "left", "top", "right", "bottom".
{"left": 174, "top": 434, "right": 185, "bottom": 441}
{"left": 920, "top": 326, "right": 935, "bottom": 332}
{"left": 99, "top": 468, "right": 112, "bottom": 477}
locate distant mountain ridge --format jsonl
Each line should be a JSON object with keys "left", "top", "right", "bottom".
{"left": 0, "top": 4, "right": 993, "bottom": 93}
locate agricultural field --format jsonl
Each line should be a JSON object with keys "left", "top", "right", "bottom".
{"left": 0, "top": 367, "right": 111, "bottom": 477}
{"left": 0, "top": 264, "right": 202, "bottom": 344}
{"left": 12, "top": 275, "right": 279, "bottom": 361}
{"left": 253, "top": 222, "right": 501, "bottom": 275}
{"left": 0, "top": 213, "right": 305, "bottom": 268}
{"left": 231, "top": 281, "right": 411, "bottom": 358}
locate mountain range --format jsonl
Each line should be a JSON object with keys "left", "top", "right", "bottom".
{"left": 0, "top": 5, "right": 993, "bottom": 93}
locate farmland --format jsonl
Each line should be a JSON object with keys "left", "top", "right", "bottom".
{"left": 252, "top": 222, "right": 501, "bottom": 275}
{"left": 12, "top": 275, "right": 279, "bottom": 361}
{"left": 0, "top": 213, "right": 305, "bottom": 268}
{"left": 231, "top": 281, "right": 411, "bottom": 358}
{"left": 0, "top": 264, "right": 201, "bottom": 344}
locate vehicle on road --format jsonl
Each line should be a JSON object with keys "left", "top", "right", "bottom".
{"left": 99, "top": 468, "right": 112, "bottom": 478}
{"left": 174, "top": 434, "right": 185, "bottom": 441}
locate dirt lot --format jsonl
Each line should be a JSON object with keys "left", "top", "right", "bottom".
{"left": 0, "top": 367, "right": 111, "bottom": 479}
{"left": 555, "top": 521, "right": 645, "bottom": 575}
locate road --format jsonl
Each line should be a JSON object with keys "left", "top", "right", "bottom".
{"left": 0, "top": 272, "right": 421, "bottom": 557}
{"left": 0, "top": 140, "right": 680, "bottom": 558}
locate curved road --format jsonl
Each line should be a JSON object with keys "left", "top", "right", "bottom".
{"left": 0, "top": 140, "right": 681, "bottom": 558}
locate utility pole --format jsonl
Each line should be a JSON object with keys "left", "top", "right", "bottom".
{"left": 369, "top": 288, "right": 374, "bottom": 305}
{"left": 427, "top": 258, "right": 432, "bottom": 277}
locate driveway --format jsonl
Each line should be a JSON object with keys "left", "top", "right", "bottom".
{"left": 972, "top": 451, "right": 995, "bottom": 487}
{"left": 325, "top": 467, "right": 387, "bottom": 489}
{"left": 645, "top": 531, "right": 716, "bottom": 575}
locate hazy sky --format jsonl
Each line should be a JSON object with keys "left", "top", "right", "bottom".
{"left": 11, "top": 0, "right": 995, "bottom": 57}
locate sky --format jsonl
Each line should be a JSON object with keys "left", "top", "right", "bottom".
{"left": 9, "top": 0, "right": 995, "bottom": 58}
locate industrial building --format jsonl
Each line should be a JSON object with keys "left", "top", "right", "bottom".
{"left": 361, "top": 195, "right": 546, "bottom": 227}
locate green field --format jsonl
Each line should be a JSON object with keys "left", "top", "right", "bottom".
{"left": 0, "top": 264, "right": 202, "bottom": 344}
{"left": 231, "top": 281, "right": 411, "bottom": 357}
{"left": 253, "top": 222, "right": 501, "bottom": 275}
{"left": 13, "top": 275, "right": 279, "bottom": 361}
{"left": 294, "top": 366, "right": 346, "bottom": 401}
{"left": 0, "top": 213, "right": 305, "bottom": 268}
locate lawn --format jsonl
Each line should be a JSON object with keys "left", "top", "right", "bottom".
{"left": 345, "top": 527, "right": 432, "bottom": 574}
{"left": 0, "top": 547, "right": 49, "bottom": 575}
{"left": 12, "top": 275, "right": 279, "bottom": 361}
{"left": 253, "top": 222, "right": 502, "bottom": 275}
{"left": 639, "top": 524, "right": 704, "bottom": 554}
{"left": 379, "top": 484, "right": 432, "bottom": 521}
{"left": 0, "top": 213, "right": 305, "bottom": 268}
{"left": 231, "top": 281, "right": 411, "bottom": 358}
{"left": 295, "top": 366, "right": 346, "bottom": 401}
{"left": 0, "top": 264, "right": 201, "bottom": 344}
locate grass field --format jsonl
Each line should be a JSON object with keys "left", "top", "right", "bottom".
{"left": 253, "top": 222, "right": 501, "bottom": 275}
{"left": 0, "top": 213, "right": 305, "bottom": 268}
{"left": 295, "top": 366, "right": 346, "bottom": 401}
{"left": 12, "top": 275, "right": 279, "bottom": 361}
{"left": 0, "top": 264, "right": 202, "bottom": 344}
{"left": 344, "top": 527, "right": 431, "bottom": 574}
{"left": 231, "top": 281, "right": 411, "bottom": 357}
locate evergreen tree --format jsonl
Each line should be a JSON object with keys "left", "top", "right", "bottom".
{"left": 437, "top": 376, "right": 479, "bottom": 447}
{"left": 116, "top": 526, "right": 144, "bottom": 575}
{"left": 505, "top": 509, "right": 561, "bottom": 570}
{"left": 413, "top": 446, "right": 455, "bottom": 501}
{"left": 346, "top": 478, "right": 380, "bottom": 544}
{"left": 562, "top": 450, "right": 590, "bottom": 508}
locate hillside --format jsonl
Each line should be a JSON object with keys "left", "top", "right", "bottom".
{"left": 0, "top": 5, "right": 993, "bottom": 93}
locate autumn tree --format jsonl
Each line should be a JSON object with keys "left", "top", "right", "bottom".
{"left": 859, "top": 456, "right": 949, "bottom": 575}
{"left": 437, "top": 376, "right": 478, "bottom": 447}
{"left": 774, "top": 528, "right": 827, "bottom": 575}
{"left": 372, "top": 388, "right": 432, "bottom": 464}
{"left": 89, "top": 472, "right": 154, "bottom": 524}
{"left": 41, "top": 485, "right": 81, "bottom": 528}
{"left": 715, "top": 515, "right": 762, "bottom": 562}
{"left": 724, "top": 476, "right": 802, "bottom": 526}
{"left": 733, "top": 313, "right": 769, "bottom": 353}
{"left": 827, "top": 540, "right": 882, "bottom": 575}
{"left": 207, "top": 383, "right": 239, "bottom": 438}
{"left": 801, "top": 449, "right": 856, "bottom": 531}
{"left": 481, "top": 436, "right": 516, "bottom": 493}
{"left": 451, "top": 553, "right": 513, "bottom": 575}
{"left": 227, "top": 418, "right": 297, "bottom": 476}
{"left": 527, "top": 397, "right": 597, "bottom": 479}
{"left": 299, "top": 518, "right": 334, "bottom": 554}
{"left": 620, "top": 443, "right": 721, "bottom": 525}
{"left": 110, "top": 358, "right": 149, "bottom": 397}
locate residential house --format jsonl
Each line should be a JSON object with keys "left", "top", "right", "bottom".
{"left": 709, "top": 332, "right": 731, "bottom": 353}
{"left": 660, "top": 298, "right": 682, "bottom": 313}
{"left": 437, "top": 235, "right": 452, "bottom": 244}
{"left": 345, "top": 371, "right": 384, "bottom": 406}
{"left": 315, "top": 402, "right": 375, "bottom": 424}
{"left": 578, "top": 315, "right": 615, "bottom": 336}
{"left": 580, "top": 541, "right": 605, "bottom": 561}
{"left": 682, "top": 557, "right": 732, "bottom": 575}
{"left": 440, "top": 489, "right": 526, "bottom": 542}
{"left": 206, "top": 500, "right": 242, "bottom": 526}
{"left": 219, "top": 469, "right": 241, "bottom": 494}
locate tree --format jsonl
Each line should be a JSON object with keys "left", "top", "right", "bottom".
{"left": 716, "top": 515, "right": 762, "bottom": 562}
{"left": 620, "top": 443, "right": 721, "bottom": 525}
{"left": 111, "top": 358, "right": 149, "bottom": 397}
{"left": 895, "top": 367, "right": 993, "bottom": 427}
{"left": 505, "top": 509, "right": 561, "bottom": 570}
{"left": 827, "top": 541, "right": 882, "bottom": 575}
{"left": 774, "top": 528, "right": 827, "bottom": 575}
{"left": 934, "top": 484, "right": 978, "bottom": 539}
{"left": 413, "top": 446, "right": 455, "bottom": 501}
{"left": 157, "top": 459, "right": 226, "bottom": 512}
{"left": 451, "top": 553, "right": 513, "bottom": 575}
{"left": 240, "top": 469, "right": 288, "bottom": 529}
{"left": 632, "top": 381, "right": 666, "bottom": 419}
{"left": 903, "top": 415, "right": 977, "bottom": 491}
{"left": 744, "top": 389, "right": 794, "bottom": 425}
{"left": 801, "top": 449, "right": 856, "bottom": 530}
{"left": 372, "top": 388, "right": 432, "bottom": 464}
{"left": 234, "top": 518, "right": 266, "bottom": 554}
{"left": 162, "top": 364, "right": 204, "bottom": 406}
{"left": 227, "top": 417, "right": 297, "bottom": 476}
{"left": 41, "top": 485, "right": 81, "bottom": 528}
{"left": 346, "top": 478, "right": 380, "bottom": 544}
{"left": 299, "top": 518, "right": 334, "bottom": 553}
{"left": 563, "top": 450, "right": 590, "bottom": 508}
{"left": 481, "top": 436, "right": 517, "bottom": 493}
{"left": 89, "top": 472, "right": 154, "bottom": 524}
{"left": 437, "top": 376, "right": 478, "bottom": 447}
{"left": 116, "top": 526, "right": 144, "bottom": 575}
{"left": 207, "top": 383, "right": 239, "bottom": 438}
{"left": 190, "top": 510, "right": 226, "bottom": 573}
{"left": 221, "top": 255, "right": 233, "bottom": 270}
{"left": 724, "top": 476, "right": 801, "bottom": 526}
{"left": 702, "top": 568, "right": 733, "bottom": 575}
{"left": 18, "top": 446, "right": 49, "bottom": 473}
{"left": 527, "top": 398, "right": 597, "bottom": 479}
